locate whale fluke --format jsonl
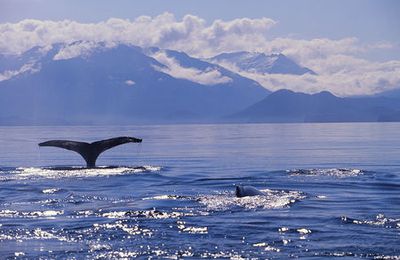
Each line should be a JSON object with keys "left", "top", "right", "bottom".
{"left": 235, "top": 185, "right": 265, "bottom": 197}
{"left": 39, "top": 136, "right": 142, "bottom": 168}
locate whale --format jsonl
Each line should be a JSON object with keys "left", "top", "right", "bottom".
{"left": 235, "top": 185, "right": 266, "bottom": 197}
{"left": 39, "top": 136, "right": 142, "bottom": 168}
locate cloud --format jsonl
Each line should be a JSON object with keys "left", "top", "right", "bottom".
{"left": 220, "top": 56, "right": 400, "bottom": 96}
{"left": 150, "top": 51, "right": 232, "bottom": 85}
{"left": 0, "top": 13, "right": 399, "bottom": 95}
{"left": 125, "top": 80, "right": 135, "bottom": 86}
{"left": 0, "top": 13, "right": 276, "bottom": 57}
{"left": 0, "top": 62, "right": 40, "bottom": 81}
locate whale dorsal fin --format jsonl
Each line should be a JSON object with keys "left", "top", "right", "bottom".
{"left": 39, "top": 136, "right": 142, "bottom": 168}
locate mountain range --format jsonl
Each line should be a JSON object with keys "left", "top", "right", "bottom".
{"left": 0, "top": 43, "right": 269, "bottom": 124}
{"left": 0, "top": 43, "right": 399, "bottom": 125}
{"left": 228, "top": 89, "right": 400, "bottom": 123}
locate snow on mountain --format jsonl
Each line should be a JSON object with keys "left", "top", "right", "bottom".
{"left": 209, "top": 51, "right": 316, "bottom": 75}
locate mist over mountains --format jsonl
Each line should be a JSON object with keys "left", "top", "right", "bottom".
{"left": 0, "top": 43, "right": 399, "bottom": 125}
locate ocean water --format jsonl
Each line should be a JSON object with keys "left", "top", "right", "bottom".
{"left": 0, "top": 123, "right": 399, "bottom": 259}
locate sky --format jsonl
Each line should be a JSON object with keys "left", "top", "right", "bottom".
{"left": 0, "top": 0, "right": 399, "bottom": 96}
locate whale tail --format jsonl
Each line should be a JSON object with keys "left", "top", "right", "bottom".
{"left": 39, "top": 136, "right": 142, "bottom": 168}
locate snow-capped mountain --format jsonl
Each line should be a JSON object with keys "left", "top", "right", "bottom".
{"left": 0, "top": 43, "right": 269, "bottom": 125}
{"left": 209, "top": 51, "right": 316, "bottom": 75}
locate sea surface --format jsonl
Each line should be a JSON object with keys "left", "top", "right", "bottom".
{"left": 0, "top": 123, "right": 399, "bottom": 259}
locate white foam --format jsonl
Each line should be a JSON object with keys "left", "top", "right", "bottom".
{"left": 101, "top": 209, "right": 191, "bottom": 219}
{"left": 5, "top": 165, "right": 161, "bottom": 180}
{"left": 142, "top": 194, "right": 188, "bottom": 201}
{"left": 94, "top": 251, "right": 140, "bottom": 259}
{"left": 0, "top": 209, "right": 63, "bottom": 218}
{"left": 288, "top": 168, "right": 363, "bottom": 177}
{"left": 342, "top": 214, "right": 400, "bottom": 228}
{"left": 89, "top": 243, "right": 112, "bottom": 252}
{"left": 93, "top": 220, "right": 153, "bottom": 236}
{"left": 102, "top": 211, "right": 128, "bottom": 219}
{"left": 42, "top": 188, "right": 60, "bottom": 194}
{"left": 0, "top": 227, "right": 74, "bottom": 242}
{"left": 198, "top": 189, "right": 304, "bottom": 211}
{"left": 279, "top": 227, "right": 289, "bottom": 233}
{"left": 177, "top": 220, "right": 208, "bottom": 234}
{"left": 33, "top": 228, "right": 59, "bottom": 239}
{"left": 297, "top": 228, "right": 312, "bottom": 234}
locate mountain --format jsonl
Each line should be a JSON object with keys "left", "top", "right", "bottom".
{"left": 209, "top": 51, "right": 316, "bottom": 75}
{"left": 228, "top": 89, "right": 400, "bottom": 123}
{"left": 0, "top": 43, "right": 269, "bottom": 125}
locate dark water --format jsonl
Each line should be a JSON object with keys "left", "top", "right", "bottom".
{"left": 0, "top": 123, "right": 399, "bottom": 259}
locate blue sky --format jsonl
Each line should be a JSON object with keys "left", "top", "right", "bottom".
{"left": 0, "top": 0, "right": 399, "bottom": 96}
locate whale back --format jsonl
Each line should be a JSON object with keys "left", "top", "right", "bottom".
{"left": 235, "top": 185, "right": 265, "bottom": 197}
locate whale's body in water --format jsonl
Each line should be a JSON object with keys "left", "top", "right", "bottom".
{"left": 235, "top": 185, "right": 266, "bottom": 197}
{"left": 39, "top": 136, "right": 142, "bottom": 168}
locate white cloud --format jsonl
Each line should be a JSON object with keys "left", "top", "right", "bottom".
{"left": 222, "top": 55, "right": 400, "bottom": 96}
{"left": 0, "top": 62, "right": 40, "bottom": 81}
{"left": 150, "top": 51, "right": 232, "bottom": 85}
{"left": 0, "top": 13, "right": 399, "bottom": 95}
{"left": 0, "top": 13, "right": 276, "bottom": 57}
{"left": 125, "top": 79, "right": 135, "bottom": 86}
